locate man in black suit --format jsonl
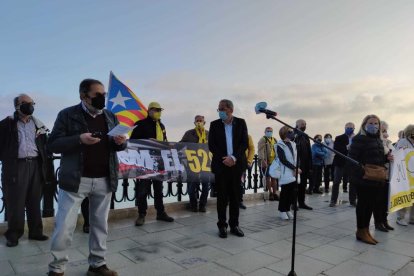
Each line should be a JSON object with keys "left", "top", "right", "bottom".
{"left": 208, "top": 99, "right": 248, "bottom": 238}
{"left": 330, "top": 122, "right": 355, "bottom": 207}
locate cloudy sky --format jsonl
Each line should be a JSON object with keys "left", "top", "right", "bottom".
{"left": 1, "top": 0, "right": 413, "bottom": 144}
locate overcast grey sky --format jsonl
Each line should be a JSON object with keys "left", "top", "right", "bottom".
{"left": 1, "top": 0, "right": 413, "bottom": 143}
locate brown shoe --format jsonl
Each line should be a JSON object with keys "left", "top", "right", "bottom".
{"left": 87, "top": 265, "right": 118, "bottom": 276}
{"left": 356, "top": 228, "right": 376, "bottom": 245}
{"left": 48, "top": 271, "right": 64, "bottom": 276}
{"left": 365, "top": 228, "right": 379, "bottom": 244}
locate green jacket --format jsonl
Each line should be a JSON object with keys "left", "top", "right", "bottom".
{"left": 48, "top": 104, "right": 126, "bottom": 193}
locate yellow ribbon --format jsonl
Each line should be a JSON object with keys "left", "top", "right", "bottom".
{"left": 156, "top": 121, "right": 164, "bottom": 141}
{"left": 195, "top": 127, "right": 207, "bottom": 143}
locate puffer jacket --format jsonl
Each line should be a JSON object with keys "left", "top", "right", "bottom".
{"left": 275, "top": 140, "right": 297, "bottom": 185}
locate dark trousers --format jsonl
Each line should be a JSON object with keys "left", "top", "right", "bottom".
{"left": 81, "top": 197, "right": 89, "bottom": 226}
{"left": 356, "top": 183, "right": 381, "bottom": 228}
{"left": 298, "top": 169, "right": 311, "bottom": 205}
{"left": 188, "top": 182, "right": 210, "bottom": 208}
{"left": 215, "top": 166, "right": 242, "bottom": 228}
{"left": 349, "top": 178, "right": 357, "bottom": 205}
{"left": 136, "top": 179, "right": 165, "bottom": 216}
{"left": 323, "top": 164, "right": 334, "bottom": 190}
{"left": 4, "top": 159, "right": 43, "bottom": 241}
{"left": 311, "top": 165, "right": 323, "bottom": 192}
{"left": 374, "top": 182, "right": 389, "bottom": 224}
{"left": 343, "top": 170, "right": 349, "bottom": 191}
{"left": 331, "top": 166, "right": 345, "bottom": 204}
{"left": 278, "top": 182, "right": 295, "bottom": 212}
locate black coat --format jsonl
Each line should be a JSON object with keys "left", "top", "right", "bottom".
{"left": 332, "top": 133, "right": 350, "bottom": 167}
{"left": 294, "top": 133, "right": 312, "bottom": 171}
{"left": 0, "top": 113, "right": 54, "bottom": 187}
{"left": 47, "top": 104, "right": 126, "bottom": 193}
{"left": 348, "top": 133, "right": 386, "bottom": 184}
{"left": 130, "top": 116, "right": 167, "bottom": 141}
{"left": 208, "top": 116, "right": 248, "bottom": 174}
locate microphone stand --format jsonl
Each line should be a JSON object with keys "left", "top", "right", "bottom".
{"left": 260, "top": 112, "right": 359, "bottom": 276}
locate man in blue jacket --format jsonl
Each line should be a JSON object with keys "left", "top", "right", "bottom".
{"left": 47, "top": 79, "right": 126, "bottom": 276}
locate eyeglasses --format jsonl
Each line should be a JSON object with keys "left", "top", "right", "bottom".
{"left": 217, "top": 108, "right": 227, "bottom": 112}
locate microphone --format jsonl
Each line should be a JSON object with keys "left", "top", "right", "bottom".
{"left": 254, "top": 102, "right": 277, "bottom": 116}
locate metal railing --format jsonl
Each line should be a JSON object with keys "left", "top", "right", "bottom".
{"left": 0, "top": 155, "right": 265, "bottom": 219}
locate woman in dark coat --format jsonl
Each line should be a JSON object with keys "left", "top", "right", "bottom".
{"left": 348, "top": 114, "right": 393, "bottom": 245}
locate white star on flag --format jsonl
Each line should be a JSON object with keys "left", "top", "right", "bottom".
{"left": 110, "top": 91, "right": 131, "bottom": 109}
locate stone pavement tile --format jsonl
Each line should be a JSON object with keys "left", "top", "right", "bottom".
{"left": 394, "top": 261, "right": 414, "bottom": 276}
{"left": 302, "top": 244, "right": 359, "bottom": 265}
{"left": 287, "top": 232, "right": 335, "bottom": 248}
{"left": 215, "top": 249, "right": 280, "bottom": 274}
{"left": 207, "top": 235, "right": 266, "bottom": 255}
{"left": 375, "top": 238, "right": 414, "bottom": 258}
{"left": 0, "top": 260, "right": 14, "bottom": 275}
{"left": 129, "top": 229, "right": 186, "bottom": 245}
{"left": 330, "top": 219, "right": 356, "bottom": 231}
{"left": 166, "top": 245, "right": 231, "bottom": 268}
{"left": 328, "top": 235, "right": 373, "bottom": 253}
{"left": 106, "top": 252, "right": 138, "bottom": 270}
{"left": 300, "top": 217, "right": 337, "bottom": 228}
{"left": 169, "top": 236, "right": 210, "bottom": 250}
{"left": 10, "top": 248, "right": 85, "bottom": 274}
{"left": 352, "top": 248, "right": 411, "bottom": 272}
{"left": 120, "top": 241, "right": 185, "bottom": 263}
{"left": 324, "top": 259, "right": 392, "bottom": 276}
{"left": 310, "top": 225, "right": 351, "bottom": 239}
{"left": 138, "top": 221, "right": 185, "bottom": 233}
{"left": 255, "top": 239, "right": 311, "bottom": 259}
{"left": 173, "top": 214, "right": 215, "bottom": 226}
{"left": 274, "top": 223, "right": 317, "bottom": 236}
{"left": 170, "top": 262, "right": 238, "bottom": 276}
{"left": 244, "top": 267, "right": 284, "bottom": 276}
{"left": 77, "top": 237, "right": 140, "bottom": 256}
{"left": 247, "top": 228, "right": 292, "bottom": 244}
{"left": 267, "top": 254, "right": 334, "bottom": 276}
{"left": 117, "top": 257, "right": 185, "bottom": 275}
{"left": 172, "top": 222, "right": 215, "bottom": 236}
{"left": 0, "top": 239, "right": 41, "bottom": 261}
{"left": 391, "top": 231, "right": 414, "bottom": 244}
{"left": 107, "top": 225, "right": 148, "bottom": 241}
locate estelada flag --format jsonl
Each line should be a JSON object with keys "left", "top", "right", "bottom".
{"left": 107, "top": 71, "right": 147, "bottom": 126}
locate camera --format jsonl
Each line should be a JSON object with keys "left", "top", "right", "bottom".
{"left": 91, "top": 131, "right": 103, "bottom": 138}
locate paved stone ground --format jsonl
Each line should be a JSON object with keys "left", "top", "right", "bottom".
{"left": 1, "top": 190, "right": 414, "bottom": 276}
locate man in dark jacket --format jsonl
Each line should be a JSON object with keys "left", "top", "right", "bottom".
{"left": 130, "top": 102, "right": 174, "bottom": 226}
{"left": 209, "top": 99, "right": 248, "bottom": 238}
{"left": 47, "top": 79, "right": 126, "bottom": 276}
{"left": 0, "top": 94, "right": 52, "bottom": 247}
{"left": 330, "top": 122, "right": 355, "bottom": 207}
{"left": 180, "top": 115, "right": 210, "bottom": 212}
{"left": 294, "top": 119, "right": 313, "bottom": 210}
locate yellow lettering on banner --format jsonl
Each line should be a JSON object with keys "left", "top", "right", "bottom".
{"left": 198, "top": 149, "right": 211, "bottom": 172}
{"left": 185, "top": 150, "right": 201, "bottom": 173}
{"left": 389, "top": 190, "right": 413, "bottom": 212}
{"left": 406, "top": 151, "right": 414, "bottom": 188}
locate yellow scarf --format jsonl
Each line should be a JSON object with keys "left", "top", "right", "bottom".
{"left": 195, "top": 127, "right": 207, "bottom": 143}
{"left": 156, "top": 121, "right": 164, "bottom": 141}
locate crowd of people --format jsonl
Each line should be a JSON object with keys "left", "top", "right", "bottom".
{"left": 1, "top": 78, "right": 414, "bottom": 276}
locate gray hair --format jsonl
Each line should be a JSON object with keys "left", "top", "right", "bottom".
{"left": 219, "top": 99, "right": 234, "bottom": 110}
{"left": 13, "top": 93, "right": 30, "bottom": 107}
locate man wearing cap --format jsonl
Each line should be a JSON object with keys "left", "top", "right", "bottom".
{"left": 130, "top": 102, "right": 174, "bottom": 226}
{"left": 180, "top": 115, "right": 210, "bottom": 212}
{"left": 0, "top": 93, "right": 52, "bottom": 247}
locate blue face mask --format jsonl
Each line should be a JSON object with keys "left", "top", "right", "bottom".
{"left": 365, "top": 124, "right": 379, "bottom": 135}
{"left": 265, "top": 131, "right": 273, "bottom": 138}
{"left": 345, "top": 127, "right": 354, "bottom": 135}
{"left": 218, "top": 111, "right": 228, "bottom": 121}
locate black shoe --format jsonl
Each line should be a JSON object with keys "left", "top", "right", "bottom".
{"left": 343, "top": 190, "right": 348, "bottom": 193}
{"left": 135, "top": 215, "right": 145, "bottom": 226}
{"left": 230, "top": 226, "right": 244, "bottom": 237}
{"left": 28, "top": 234, "right": 49, "bottom": 241}
{"left": 299, "top": 204, "right": 313, "bottom": 210}
{"left": 305, "top": 189, "right": 313, "bottom": 195}
{"left": 313, "top": 190, "right": 323, "bottom": 194}
{"left": 273, "top": 193, "right": 280, "bottom": 201}
{"left": 375, "top": 223, "right": 389, "bottom": 232}
{"left": 191, "top": 206, "right": 198, "bottom": 212}
{"left": 199, "top": 206, "right": 206, "bottom": 212}
{"left": 384, "top": 221, "right": 394, "bottom": 231}
{"left": 350, "top": 202, "right": 356, "bottom": 207}
{"left": 6, "top": 239, "right": 18, "bottom": 247}
{"left": 156, "top": 212, "right": 174, "bottom": 222}
{"left": 239, "top": 203, "right": 247, "bottom": 209}
{"left": 325, "top": 189, "right": 329, "bottom": 193}
{"left": 218, "top": 227, "right": 227, "bottom": 238}
{"left": 83, "top": 224, "right": 90, "bottom": 233}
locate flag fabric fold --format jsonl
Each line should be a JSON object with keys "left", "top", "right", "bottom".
{"left": 107, "top": 72, "right": 147, "bottom": 127}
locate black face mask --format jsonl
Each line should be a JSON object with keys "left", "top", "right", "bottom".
{"left": 19, "top": 103, "right": 34, "bottom": 115}
{"left": 90, "top": 94, "right": 105, "bottom": 110}
{"left": 299, "top": 126, "right": 306, "bottom": 132}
